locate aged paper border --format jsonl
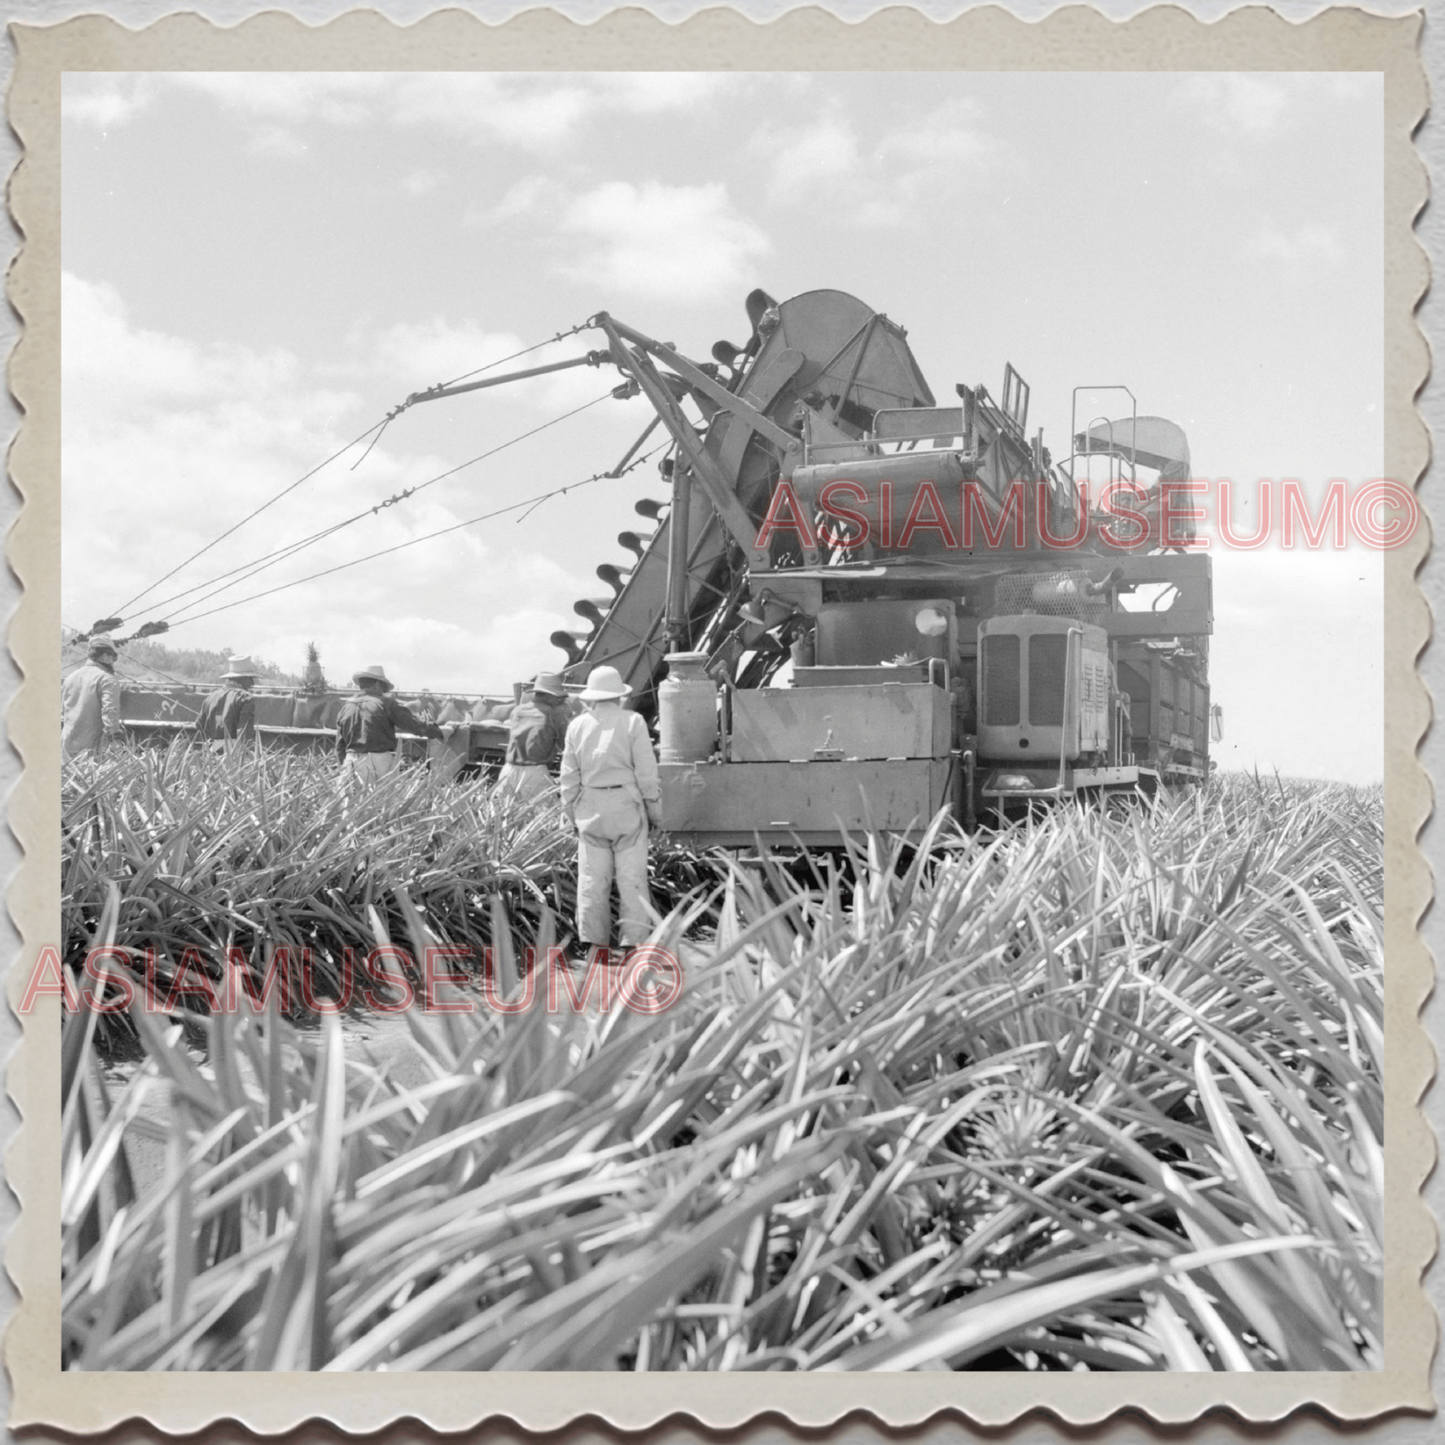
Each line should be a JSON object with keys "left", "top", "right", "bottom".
{"left": 4, "top": 4, "right": 1432, "bottom": 1433}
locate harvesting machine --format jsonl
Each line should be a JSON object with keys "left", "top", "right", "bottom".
{"left": 412, "top": 287, "right": 1217, "bottom": 843}
{"left": 103, "top": 286, "right": 1216, "bottom": 839}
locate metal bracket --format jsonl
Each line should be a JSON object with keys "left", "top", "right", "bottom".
{"left": 595, "top": 315, "right": 768, "bottom": 568}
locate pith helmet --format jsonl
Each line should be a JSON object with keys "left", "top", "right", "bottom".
{"left": 88, "top": 635, "right": 118, "bottom": 660}
{"left": 352, "top": 664, "right": 393, "bottom": 691}
{"left": 580, "top": 665, "right": 631, "bottom": 701}
{"left": 223, "top": 654, "right": 257, "bottom": 679}
{"left": 531, "top": 671, "right": 566, "bottom": 700}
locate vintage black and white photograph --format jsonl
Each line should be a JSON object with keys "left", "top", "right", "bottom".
{"left": 47, "top": 54, "right": 1402, "bottom": 1385}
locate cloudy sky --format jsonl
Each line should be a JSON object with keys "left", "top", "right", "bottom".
{"left": 61, "top": 70, "right": 1383, "bottom": 781}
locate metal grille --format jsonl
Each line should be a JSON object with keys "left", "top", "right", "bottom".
{"left": 983, "top": 633, "right": 1020, "bottom": 726}
{"left": 1028, "top": 633, "right": 1068, "bottom": 726}
{"left": 993, "top": 570, "right": 1104, "bottom": 621}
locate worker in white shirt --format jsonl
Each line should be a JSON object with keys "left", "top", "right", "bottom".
{"left": 558, "top": 665, "right": 661, "bottom": 961}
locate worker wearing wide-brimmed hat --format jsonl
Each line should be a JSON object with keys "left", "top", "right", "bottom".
{"left": 559, "top": 665, "right": 661, "bottom": 959}
{"left": 336, "top": 663, "right": 448, "bottom": 783}
{"left": 62, "top": 635, "right": 125, "bottom": 757}
{"left": 196, "top": 654, "right": 258, "bottom": 745}
{"left": 496, "top": 670, "right": 573, "bottom": 805}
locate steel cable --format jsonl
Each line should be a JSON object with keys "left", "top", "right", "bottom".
{"left": 107, "top": 320, "right": 592, "bottom": 619}
{"left": 436, "top": 322, "right": 589, "bottom": 389}
{"left": 130, "top": 392, "right": 614, "bottom": 625}
{"left": 107, "top": 416, "right": 392, "bottom": 618}
{"left": 163, "top": 443, "right": 667, "bottom": 630}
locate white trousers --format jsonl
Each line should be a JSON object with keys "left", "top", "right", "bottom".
{"left": 341, "top": 751, "right": 397, "bottom": 784}
{"left": 496, "top": 762, "right": 554, "bottom": 804}
{"left": 575, "top": 787, "right": 651, "bottom": 948}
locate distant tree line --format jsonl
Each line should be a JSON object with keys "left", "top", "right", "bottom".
{"left": 128, "top": 640, "right": 303, "bottom": 686}
{"left": 62, "top": 631, "right": 305, "bottom": 687}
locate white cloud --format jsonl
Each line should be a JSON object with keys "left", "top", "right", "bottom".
{"left": 402, "top": 168, "right": 447, "bottom": 196}
{"left": 1183, "top": 74, "right": 1292, "bottom": 136}
{"left": 63, "top": 272, "right": 362, "bottom": 629}
{"left": 464, "top": 174, "right": 559, "bottom": 229}
{"left": 247, "top": 125, "right": 310, "bottom": 160}
{"left": 60, "top": 272, "right": 640, "bottom": 690}
{"left": 61, "top": 75, "right": 156, "bottom": 128}
{"left": 358, "top": 318, "right": 624, "bottom": 412}
{"left": 559, "top": 180, "right": 771, "bottom": 301}
{"left": 1245, "top": 223, "right": 1344, "bottom": 273}
{"left": 367, "top": 318, "right": 529, "bottom": 394}
{"left": 763, "top": 99, "right": 1003, "bottom": 226}
{"left": 169, "top": 73, "right": 389, "bottom": 125}
{"left": 1308, "top": 73, "right": 1381, "bottom": 103}
{"left": 390, "top": 75, "right": 593, "bottom": 148}
{"left": 63, "top": 72, "right": 729, "bottom": 155}
{"left": 62, "top": 273, "right": 325, "bottom": 418}
{"left": 591, "top": 72, "right": 732, "bottom": 113}
{"left": 62, "top": 74, "right": 385, "bottom": 155}
{"left": 884, "top": 100, "right": 996, "bottom": 169}
{"left": 402, "top": 73, "right": 732, "bottom": 145}
{"left": 767, "top": 115, "right": 861, "bottom": 197}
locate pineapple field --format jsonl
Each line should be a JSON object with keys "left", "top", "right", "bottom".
{"left": 60, "top": 743, "right": 1384, "bottom": 1372}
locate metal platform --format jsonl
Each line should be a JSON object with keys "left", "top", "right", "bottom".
{"left": 659, "top": 756, "right": 951, "bottom": 846}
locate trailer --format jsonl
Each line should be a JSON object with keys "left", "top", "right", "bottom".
{"left": 112, "top": 680, "right": 519, "bottom": 778}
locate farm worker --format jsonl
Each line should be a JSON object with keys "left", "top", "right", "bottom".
{"left": 426, "top": 697, "right": 473, "bottom": 785}
{"left": 496, "top": 671, "right": 571, "bottom": 804}
{"left": 335, "top": 664, "right": 448, "bottom": 783}
{"left": 62, "top": 635, "right": 126, "bottom": 757}
{"left": 559, "top": 665, "right": 661, "bottom": 958}
{"left": 196, "top": 655, "right": 257, "bottom": 745}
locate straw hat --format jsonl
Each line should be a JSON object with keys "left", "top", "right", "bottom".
{"left": 352, "top": 664, "right": 394, "bottom": 691}
{"left": 222, "top": 654, "right": 257, "bottom": 679}
{"left": 87, "top": 635, "right": 118, "bottom": 660}
{"left": 531, "top": 670, "right": 566, "bottom": 700}
{"left": 580, "top": 665, "right": 631, "bottom": 701}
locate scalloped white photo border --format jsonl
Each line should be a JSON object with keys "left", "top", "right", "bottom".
{"left": 4, "top": 5, "right": 1431, "bottom": 1432}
